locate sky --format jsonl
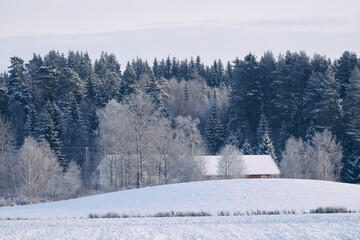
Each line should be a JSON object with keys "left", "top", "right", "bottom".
{"left": 0, "top": 0, "right": 359, "bottom": 71}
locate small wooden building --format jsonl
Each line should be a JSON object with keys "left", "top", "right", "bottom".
{"left": 198, "top": 155, "right": 281, "bottom": 179}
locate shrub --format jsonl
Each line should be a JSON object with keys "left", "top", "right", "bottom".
{"left": 218, "top": 211, "right": 231, "bottom": 216}
{"left": 310, "top": 207, "right": 349, "bottom": 214}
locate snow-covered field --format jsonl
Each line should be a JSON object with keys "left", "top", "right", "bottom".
{"left": 1, "top": 214, "right": 360, "bottom": 240}
{"left": 0, "top": 179, "right": 360, "bottom": 239}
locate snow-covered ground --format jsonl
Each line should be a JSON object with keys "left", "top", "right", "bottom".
{"left": 1, "top": 214, "right": 359, "bottom": 240}
{"left": 0, "top": 179, "right": 360, "bottom": 239}
{"left": 1, "top": 179, "right": 359, "bottom": 219}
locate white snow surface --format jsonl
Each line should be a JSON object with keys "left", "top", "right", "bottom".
{"left": 1, "top": 179, "right": 360, "bottom": 240}
{"left": 0, "top": 178, "right": 359, "bottom": 219}
{"left": 1, "top": 214, "right": 360, "bottom": 240}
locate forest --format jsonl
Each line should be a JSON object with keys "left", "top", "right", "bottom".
{"left": 0, "top": 50, "right": 359, "bottom": 204}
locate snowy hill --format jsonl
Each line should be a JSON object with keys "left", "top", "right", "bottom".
{"left": 0, "top": 179, "right": 360, "bottom": 219}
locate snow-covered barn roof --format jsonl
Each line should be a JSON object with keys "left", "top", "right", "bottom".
{"left": 197, "top": 155, "right": 281, "bottom": 176}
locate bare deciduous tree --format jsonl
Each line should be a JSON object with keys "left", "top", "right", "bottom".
{"left": 43, "top": 161, "right": 82, "bottom": 201}
{"left": 218, "top": 144, "right": 244, "bottom": 178}
{"left": 281, "top": 130, "right": 342, "bottom": 181}
{"left": 97, "top": 96, "right": 205, "bottom": 191}
{"left": 280, "top": 137, "right": 307, "bottom": 179}
{"left": 306, "top": 130, "right": 343, "bottom": 181}
{"left": 17, "top": 137, "right": 62, "bottom": 200}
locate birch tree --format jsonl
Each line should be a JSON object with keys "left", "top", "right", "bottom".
{"left": 306, "top": 130, "right": 343, "bottom": 181}
{"left": 280, "top": 137, "right": 307, "bottom": 178}
{"left": 218, "top": 144, "right": 244, "bottom": 178}
{"left": 17, "top": 137, "right": 62, "bottom": 200}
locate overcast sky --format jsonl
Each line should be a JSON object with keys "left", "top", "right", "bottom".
{"left": 0, "top": 0, "right": 359, "bottom": 71}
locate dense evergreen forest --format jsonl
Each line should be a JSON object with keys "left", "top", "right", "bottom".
{"left": 0, "top": 50, "right": 359, "bottom": 203}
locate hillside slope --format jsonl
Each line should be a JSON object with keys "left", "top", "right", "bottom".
{"left": 0, "top": 179, "right": 359, "bottom": 219}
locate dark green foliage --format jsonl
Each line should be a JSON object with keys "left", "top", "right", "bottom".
{"left": 205, "top": 91, "right": 224, "bottom": 154}
{"left": 118, "top": 62, "right": 139, "bottom": 102}
{"left": 7, "top": 56, "right": 30, "bottom": 145}
{"left": 341, "top": 68, "right": 360, "bottom": 183}
{"left": 304, "top": 69, "right": 341, "bottom": 134}
{"left": 44, "top": 112, "right": 63, "bottom": 163}
{"left": 227, "top": 53, "right": 261, "bottom": 141}
{"left": 144, "top": 72, "right": 165, "bottom": 109}
{"left": 335, "top": 51, "right": 358, "bottom": 99}
{"left": 2, "top": 50, "right": 360, "bottom": 184}
{"left": 35, "top": 66, "right": 60, "bottom": 102}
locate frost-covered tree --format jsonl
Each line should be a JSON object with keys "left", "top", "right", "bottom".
{"left": 17, "top": 137, "right": 62, "bottom": 200}
{"left": 218, "top": 144, "right": 243, "bottom": 178}
{"left": 7, "top": 56, "right": 30, "bottom": 145}
{"left": 97, "top": 96, "right": 204, "bottom": 190}
{"left": 258, "top": 133, "right": 278, "bottom": 165}
{"left": 305, "top": 130, "right": 342, "bottom": 181}
{"left": 43, "top": 161, "right": 82, "bottom": 201}
{"left": 241, "top": 139, "right": 252, "bottom": 155}
{"left": 171, "top": 116, "right": 205, "bottom": 183}
{"left": 280, "top": 137, "right": 306, "bottom": 179}
{"left": 281, "top": 130, "right": 342, "bottom": 181}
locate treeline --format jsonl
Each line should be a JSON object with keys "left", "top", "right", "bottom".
{"left": 0, "top": 50, "right": 359, "bottom": 202}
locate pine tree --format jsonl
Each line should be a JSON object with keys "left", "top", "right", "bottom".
{"left": 335, "top": 51, "right": 358, "bottom": 99}
{"left": 26, "top": 54, "right": 43, "bottom": 81}
{"left": 118, "top": 62, "right": 139, "bottom": 102}
{"left": 227, "top": 54, "right": 260, "bottom": 140}
{"left": 152, "top": 58, "right": 161, "bottom": 79}
{"left": 7, "top": 56, "right": 30, "bottom": 145}
{"left": 171, "top": 57, "right": 180, "bottom": 79}
{"left": 56, "top": 68, "right": 84, "bottom": 105}
{"left": 44, "top": 112, "right": 63, "bottom": 164}
{"left": 36, "top": 66, "right": 60, "bottom": 102}
{"left": 205, "top": 91, "right": 224, "bottom": 154}
{"left": 304, "top": 69, "right": 341, "bottom": 134}
{"left": 164, "top": 56, "right": 172, "bottom": 79}
{"left": 258, "top": 52, "right": 276, "bottom": 121}
{"left": 144, "top": 72, "right": 165, "bottom": 109}
{"left": 342, "top": 68, "right": 360, "bottom": 144}
{"left": 44, "top": 50, "right": 67, "bottom": 70}
{"left": 341, "top": 67, "right": 360, "bottom": 183}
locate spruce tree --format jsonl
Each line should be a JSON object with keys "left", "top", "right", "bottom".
{"left": 144, "top": 71, "right": 165, "bottom": 109}
{"left": 164, "top": 57, "right": 172, "bottom": 79}
{"left": 205, "top": 91, "right": 224, "bottom": 154}
{"left": 342, "top": 68, "right": 360, "bottom": 183}
{"left": 256, "top": 113, "right": 271, "bottom": 145}
{"left": 44, "top": 112, "right": 63, "bottom": 164}
{"left": 241, "top": 139, "right": 252, "bottom": 154}
{"left": 7, "top": 56, "right": 30, "bottom": 145}
{"left": 335, "top": 51, "right": 358, "bottom": 99}
{"left": 36, "top": 66, "right": 60, "bottom": 102}
{"left": 227, "top": 54, "right": 260, "bottom": 140}
{"left": 258, "top": 133, "right": 278, "bottom": 165}
{"left": 304, "top": 69, "right": 341, "bottom": 134}
{"left": 118, "top": 62, "right": 139, "bottom": 102}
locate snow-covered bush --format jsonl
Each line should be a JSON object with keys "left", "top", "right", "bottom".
{"left": 42, "top": 161, "right": 82, "bottom": 201}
